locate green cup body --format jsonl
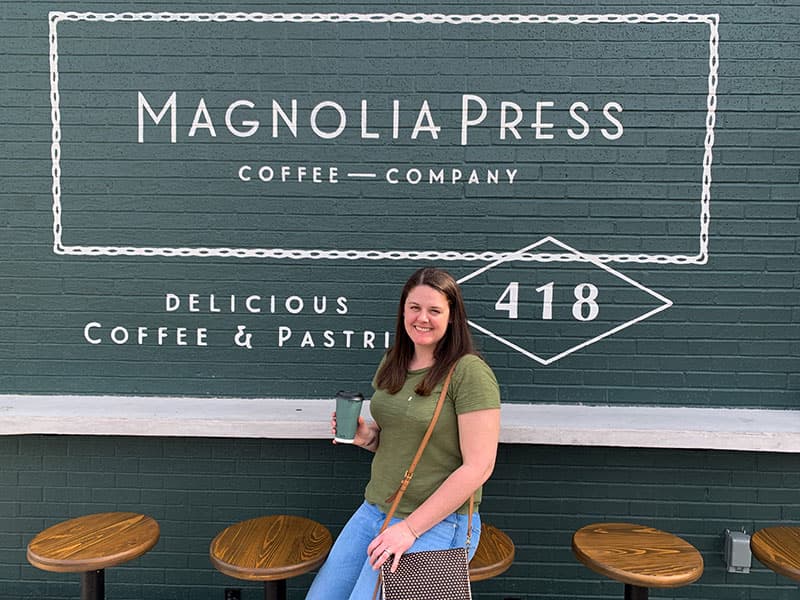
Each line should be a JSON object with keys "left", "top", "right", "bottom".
{"left": 334, "top": 391, "right": 364, "bottom": 443}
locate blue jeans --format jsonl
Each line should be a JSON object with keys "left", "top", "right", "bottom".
{"left": 306, "top": 501, "right": 481, "bottom": 600}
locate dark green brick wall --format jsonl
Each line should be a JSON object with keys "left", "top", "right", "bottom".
{"left": 1, "top": 1, "right": 798, "bottom": 599}
{"left": 2, "top": 435, "right": 800, "bottom": 600}
{"left": 0, "top": 0, "right": 797, "bottom": 407}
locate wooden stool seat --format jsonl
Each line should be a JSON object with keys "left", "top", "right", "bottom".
{"left": 27, "top": 512, "right": 160, "bottom": 600}
{"left": 572, "top": 522, "right": 703, "bottom": 600}
{"left": 469, "top": 523, "right": 515, "bottom": 582}
{"left": 210, "top": 515, "right": 332, "bottom": 600}
{"left": 750, "top": 526, "right": 800, "bottom": 581}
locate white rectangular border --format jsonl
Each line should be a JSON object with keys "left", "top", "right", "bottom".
{"left": 49, "top": 11, "right": 719, "bottom": 264}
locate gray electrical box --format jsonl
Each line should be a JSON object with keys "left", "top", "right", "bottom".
{"left": 724, "top": 529, "right": 752, "bottom": 573}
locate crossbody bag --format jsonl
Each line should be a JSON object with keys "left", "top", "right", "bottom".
{"left": 372, "top": 363, "right": 474, "bottom": 600}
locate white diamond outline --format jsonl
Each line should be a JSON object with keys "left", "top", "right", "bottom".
{"left": 457, "top": 236, "right": 674, "bottom": 365}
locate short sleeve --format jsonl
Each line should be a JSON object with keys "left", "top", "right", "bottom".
{"left": 449, "top": 354, "right": 501, "bottom": 414}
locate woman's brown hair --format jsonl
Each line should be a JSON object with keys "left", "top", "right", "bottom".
{"left": 375, "top": 267, "right": 476, "bottom": 395}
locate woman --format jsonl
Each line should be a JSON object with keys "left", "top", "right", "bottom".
{"left": 306, "top": 267, "right": 501, "bottom": 600}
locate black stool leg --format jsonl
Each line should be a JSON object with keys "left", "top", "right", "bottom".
{"left": 264, "top": 579, "right": 286, "bottom": 600}
{"left": 624, "top": 584, "right": 648, "bottom": 600}
{"left": 80, "top": 569, "right": 104, "bottom": 600}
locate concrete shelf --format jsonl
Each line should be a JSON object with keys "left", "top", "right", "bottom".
{"left": 1, "top": 395, "right": 797, "bottom": 453}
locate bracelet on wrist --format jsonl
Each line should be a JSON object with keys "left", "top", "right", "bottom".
{"left": 405, "top": 521, "right": 420, "bottom": 539}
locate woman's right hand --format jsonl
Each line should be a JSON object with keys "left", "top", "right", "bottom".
{"left": 331, "top": 413, "right": 378, "bottom": 450}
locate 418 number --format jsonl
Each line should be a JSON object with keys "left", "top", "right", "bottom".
{"left": 495, "top": 281, "right": 600, "bottom": 321}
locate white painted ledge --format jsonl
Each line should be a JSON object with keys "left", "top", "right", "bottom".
{"left": 0, "top": 395, "right": 798, "bottom": 453}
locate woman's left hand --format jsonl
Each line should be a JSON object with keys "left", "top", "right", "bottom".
{"left": 367, "top": 521, "right": 416, "bottom": 572}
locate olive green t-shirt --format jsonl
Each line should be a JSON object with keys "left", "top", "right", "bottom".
{"left": 364, "top": 354, "right": 500, "bottom": 517}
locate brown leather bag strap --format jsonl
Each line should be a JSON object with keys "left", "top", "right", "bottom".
{"left": 380, "top": 362, "right": 457, "bottom": 527}
{"left": 466, "top": 494, "right": 475, "bottom": 547}
{"left": 372, "top": 362, "right": 460, "bottom": 600}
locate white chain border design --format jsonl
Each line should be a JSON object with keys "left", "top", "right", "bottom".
{"left": 49, "top": 11, "right": 719, "bottom": 264}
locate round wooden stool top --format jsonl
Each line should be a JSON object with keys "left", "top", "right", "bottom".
{"left": 750, "top": 526, "right": 800, "bottom": 581}
{"left": 27, "top": 512, "right": 160, "bottom": 573}
{"left": 469, "top": 523, "right": 515, "bottom": 582}
{"left": 210, "top": 515, "right": 332, "bottom": 582}
{"left": 572, "top": 522, "right": 704, "bottom": 589}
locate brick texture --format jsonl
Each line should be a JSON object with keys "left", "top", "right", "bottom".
{"left": 0, "top": 0, "right": 797, "bottom": 407}
{"left": 2, "top": 436, "right": 800, "bottom": 599}
{"left": 1, "top": 0, "right": 798, "bottom": 598}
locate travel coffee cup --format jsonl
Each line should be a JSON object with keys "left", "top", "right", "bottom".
{"left": 334, "top": 391, "right": 364, "bottom": 443}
